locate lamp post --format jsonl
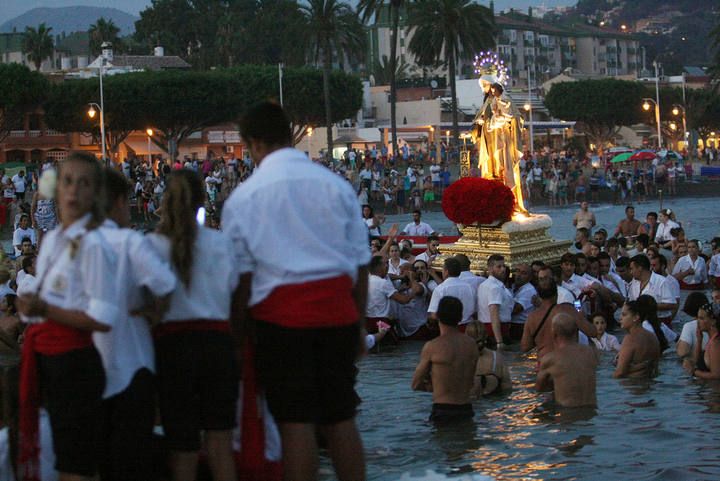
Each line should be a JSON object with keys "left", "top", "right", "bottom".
{"left": 445, "top": 130, "right": 450, "bottom": 163}
{"left": 653, "top": 60, "right": 662, "bottom": 147}
{"left": 89, "top": 41, "right": 113, "bottom": 163}
{"left": 146, "top": 128, "right": 153, "bottom": 164}
{"left": 671, "top": 104, "right": 687, "bottom": 155}
{"left": 87, "top": 102, "right": 106, "bottom": 161}
{"left": 526, "top": 65, "right": 534, "bottom": 155}
{"left": 642, "top": 98, "right": 662, "bottom": 150}
{"left": 306, "top": 126, "right": 313, "bottom": 159}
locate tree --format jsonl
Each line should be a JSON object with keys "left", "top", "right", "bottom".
{"left": 301, "top": 0, "right": 365, "bottom": 160}
{"left": 545, "top": 79, "right": 648, "bottom": 153}
{"left": 358, "top": 0, "right": 405, "bottom": 158}
{"left": 89, "top": 17, "right": 122, "bottom": 57}
{"left": 407, "top": 0, "right": 496, "bottom": 146}
{"left": 711, "top": 18, "right": 720, "bottom": 85}
{"left": 0, "top": 64, "right": 49, "bottom": 143}
{"left": 21, "top": 23, "right": 54, "bottom": 71}
{"left": 371, "top": 54, "right": 411, "bottom": 86}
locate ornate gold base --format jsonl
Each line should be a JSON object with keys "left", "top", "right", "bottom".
{"left": 435, "top": 214, "right": 571, "bottom": 273}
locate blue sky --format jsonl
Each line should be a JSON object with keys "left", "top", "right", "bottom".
{"left": 1, "top": 0, "right": 574, "bottom": 25}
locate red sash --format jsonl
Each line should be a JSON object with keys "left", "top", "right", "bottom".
{"left": 251, "top": 275, "right": 358, "bottom": 328}
{"left": 679, "top": 280, "right": 704, "bottom": 290}
{"left": 153, "top": 320, "right": 230, "bottom": 338}
{"left": 19, "top": 320, "right": 93, "bottom": 481}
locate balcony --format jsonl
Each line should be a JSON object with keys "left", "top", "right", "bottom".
{"left": 4, "top": 129, "right": 71, "bottom": 147}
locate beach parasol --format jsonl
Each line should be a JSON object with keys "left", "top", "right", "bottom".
{"left": 610, "top": 152, "right": 633, "bottom": 163}
{"left": 629, "top": 151, "right": 656, "bottom": 161}
{"left": 608, "top": 146, "right": 633, "bottom": 153}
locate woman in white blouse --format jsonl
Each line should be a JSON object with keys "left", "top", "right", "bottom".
{"left": 655, "top": 208, "right": 679, "bottom": 249}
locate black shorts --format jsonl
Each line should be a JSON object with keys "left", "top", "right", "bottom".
{"left": 100, "top": 368, "right": 155, "bottom": 481}
{"left": 429, "top": 403, "right": 474, "bottom": 424}
{"left": 255, "top": 321, "right": 361, "bottom": 425}
{"left": 15, "top": 192, "right": 25, "bottom": 201}
{"left": 155, "top": 330, "right": 239, "bottom": 451}
{"left": 38, "top": 346, "right": 105, "bottom": 476}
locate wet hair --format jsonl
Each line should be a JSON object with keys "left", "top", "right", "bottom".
{"left": 437, "top": 296, "right": 462, "bottom": 326}
{"left": 61, "top": 151, "right": 106, "bottom": 228}
{"left": 455, "top": 254, "right": 471, "bottom": 271}
{"left": 156, "top": 170, "right": 205, "bottom": 287}
{"left": 238, "top": 101, "right": 292, "bottom": 147}
{"left": 443, "top": 257, "right": 461, "bottom": 277}
{"left": 630, "top": 254, "right": 650, "bottom": 271}
{"left": 636, "top": 295, "right": 669, "bottom": 351}
{"left": 683, "top": 292, "right": 709, "bottom": 318}
{"left": 104, "top": 167, "right": 132, "bottom": 206}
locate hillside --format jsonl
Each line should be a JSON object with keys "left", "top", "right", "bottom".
{"left": 0, "top": 6, "right": 138, "bottom": 36}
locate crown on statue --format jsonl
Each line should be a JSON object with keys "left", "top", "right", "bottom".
{"left": 473, "top": 51, "right": 509, "bottom": 87}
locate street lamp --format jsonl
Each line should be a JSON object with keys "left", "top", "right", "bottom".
{"left": 672, "top": 104, "right": 687, "bottom": 154}
{"left": 306, "top": 126, "right": 313, "bottom": 159}
{"left": 526, "top": 65, "right": 535, "bottom": 155}
{"left": 87, "top": 102, "right": 106, "bottom": 161}
{"left": 445, "top": 130, "right": 450, "bottom": 162}
{"left": 146, "top": 128, "right": 153, "bottom": 164}
{"left": 642, "top": 97, "right": 662, "bottom": 149}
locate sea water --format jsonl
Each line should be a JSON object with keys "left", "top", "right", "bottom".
{"left": 321, "top": 197, "right": 720, "bottom": 480}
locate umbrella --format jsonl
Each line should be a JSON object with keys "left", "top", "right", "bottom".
{"left": 608, "top": 146, "right": 633, "bottom": 153}
{"left": 610, "top": 152, "right": 633, "bottom": 163}
{"left": 666, "top": 151, "right": 683, "bottom": 160}
{"left": 629, "top": 151, "right": 656, "bottom": 161}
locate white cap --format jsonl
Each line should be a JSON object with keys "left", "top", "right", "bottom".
{"left": 478, "top": 74, "right": 498, "bottom": 87}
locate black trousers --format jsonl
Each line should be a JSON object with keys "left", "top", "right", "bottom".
{"left": 99, "top": 368, "right": 156, "bottom": 481}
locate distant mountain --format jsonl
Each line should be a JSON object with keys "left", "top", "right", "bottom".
{"left": 0, "top": 6, "right": 138, "bottom": 36}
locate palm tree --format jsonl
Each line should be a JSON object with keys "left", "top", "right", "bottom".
{"left": 358, "top": 0, "right": 406, "bottom": 159}
{"left": 407, "top": 0, "right": 495, "bottom": 145}
{"left": 89, "top": 17, "right": 121, "bottom": 56}
{"left": 372, "top": 54, "right": 411, "bottom": 85}
{"left": 301, "top": 0, "right": 365, "bottom": 160}
{"left": 21, "top": 23, "right": 54, "bottom": 71}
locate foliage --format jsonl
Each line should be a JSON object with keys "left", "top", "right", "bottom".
{"left": 441, "top": 177, "right": 514, "bottom": 225}
{"left": 545, "top": 79, "right": 647, "bottom": 149}
{"left": 89, "top": 17, "right": 122, "bottom": 57}
{"left": 21, "top": 23, "right": 54, "bottom": 71}
{"left": 712, "top": 17, "right": 720, "bottom": 83}
{"left": 42, "top": 67, "right": 362, "bottom": 156}
{"left": 300, "top": 0, "right": 365, "bottom": 158}
{"left": 407, "top": 0, "right": 495, "bottom": 145}
{"left": 371, "top": 54, "right": 412, "bottom": 86}
{"left": 0, "top": 64, "right": 49, "bottom": 143}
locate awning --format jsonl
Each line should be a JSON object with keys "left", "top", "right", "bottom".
{"left": 335, "top": 134, "right": 369, "bottom": 144}
{"left": 123, "top": 139, "right": 166, "bottom": 156}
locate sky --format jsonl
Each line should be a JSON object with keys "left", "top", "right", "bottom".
{"left": 0, "top": 0, "right": 574, "bottom": 25}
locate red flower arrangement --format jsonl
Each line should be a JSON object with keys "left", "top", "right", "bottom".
{"left": 441, "top": 177, "right": 515, "bottom": 225}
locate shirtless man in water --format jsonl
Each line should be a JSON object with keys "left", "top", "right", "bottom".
{"left": 536, "top": 313, "right": 597, "bottom": 407}
{"left": 614, "top": 300, "right": 660, "bottom": 378}
{"left": 614, "top": 205, "right": 642, "bottom": 239}
{"left": 412, "top": 296, "right": 479, "bottom": 423}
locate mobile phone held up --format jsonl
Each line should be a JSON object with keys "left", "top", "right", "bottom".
{"left": 573, "top": 299, "right": 582, "bottom": 312}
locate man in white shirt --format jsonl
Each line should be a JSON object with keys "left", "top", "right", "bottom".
{"left": 455, "top": 254, "right": 486, "bottom": 293}
{"left": 628, "top": 255, "right": 677, "bottom": 325}
{"left": 671, "top": 239, "right": 708, "bottom": 288}
{"left": 223, "top": 102, "right": 371, "bottom": 481}
{"left": 476, "top": 254, "right": 514, "bottom": 348}
{"left": 427, "top": 258, "right": 476, "bottom": 325}
{"left": 402, "top": 210, "right": 436, "bottom": 236}
{"left": 11, "top": 170, "right": 26, "bottom": 201}
{"left": 367, "top": 255, "right": 422, "bottom": 324}
{"left": 650, "top": 255, "right": 681, "bottom": 325}
{"left": 510, "top": 263, "right": 537, "bottom": 341}
{"left": 13, "top": 214, "right": 36, "bottom": 256}
{"left": 98, "top": 168, "right": 176, "bottom": 480}
{"left": 414, "top": 234, "right": 440, "bottom": 266}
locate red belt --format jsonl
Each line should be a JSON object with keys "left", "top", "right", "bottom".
{"left": 19, "top": 320, "right": 93, "bottom": 481}
{"left": 679, "top": 280, "right": 704, "bottom": 290}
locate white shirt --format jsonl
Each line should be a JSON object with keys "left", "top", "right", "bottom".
{"left": 601, "top": 273, "right": 627, "bottom": 298}
{"left": 387, "top": 258, "right": 408, "bottom": 276}
{"left": 476, "top": 276, "right": 513, "bottom": 324}
{"left": 655, "top": 220, "right": 679, "bottom": 243}
{"left": 628, "top": 272, "right": 676, "bottom": 318}
{"left": 557, "top": 285, "right": 575, "bottom": 304}
{"left": 19, "top": 214, "right": 120, "bottom": 329}
{"left": 511, "top": 282, "right": 537, "bottom": 324}
{"left": 222, "top": 148, "right": 371, "bottom": 307}
{"left": 660, "top": 273, "right": 680, "bottom": 319}
{"left": 13, "top": 227, "right": 36, "bottom": 256}
{"left": 414, "top": 251, "right": 437, "bottom": 266}
{"left": 709, "top": 253, "right": 720, "bottom": 277}
{"left": 367, "top": 274, "right": 396, "bottom": 318}
{"left": 402, "top": 222, "right": 434, "bottom": 236}
{"left": 642, "top": 320, "right": 678, "bottom": 344}
{"left": 427, "top": 277, "right": 476, "bottom": 324}
{"left": 95, "top": 221, "right": 176, "bottom": 398}
{"left": 11, "top": 174, "right": 26, "bottom": 193}
{"left": 679, "top": 320, "right": 710, "bottom": 352}
{"left": 671, "top": 255, "right": 708, "bottom": 285}
{"left": 562, "top": 274, "right": 592, "bottom": 299}
{"left": 148, "top": 226, "right": 239, "bottom": 321}
{"left": 593, "top": 332, "right": 621, "bottom": 352}
{"left": 458, "top": 271, "right": 486, "bottom": 293}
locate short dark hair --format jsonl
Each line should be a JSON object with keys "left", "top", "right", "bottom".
{"left": 238, "top": 101, "right": 292, "bottom": 147}
{"left": 655, "top": 254, "right": 667, "bottom": 269}
{"left": 576, "top": 253, "right": 587, "bottom": 261}
{"left": 630, "top": 254, "right": 650, "bottom": 271}
{"left": 19, "top": 214, "right": 29, "bottom": 222}
{"left": 443, "top": 257, "right": 461, "bottom": 277}
{"left": 427, "top": 234, "right": 440, "bottom": 243}
{"left": 104, "top": 167, "right": 131, "bottom": 205}
{"left": 560, "top": 253, "right": 576, "bottom": 265}
{"left": 531, "top": 260, "right": 545, "bottom": 269}
{"left": 683, "top": 291, "right": 709, "bottom": 318}
{"left": 437, "top": 296, "right": 463, "bottom": 326}
{"left": 369, "top": 255, "right": 385, "bottom": 273}
{"left": 21, "top": 254, "right": 35, "bottom": 271}
{"left": 647, "top": 211, "right": 658, "bottom": 220}
{"left": 597, "top": 251, "right": 611, "bottom": 261}
{"left": 455, "top": 254, "right": 471, "bottom": 271}
{"left": 413, "top": 210, "right": 422, "bottom": 216}
{"left": 576, "top": 227, "right": 589, "bottom": 238}
{"left": 20, "top": 236, "right": 32, "bottom": 244}
{"left": 606, "top": 237, "right": 619, "bottom": 248}
{"left": 636, "top": 233, "right": 650, "bottom": 248}
{"left": 487, "top": 254, "right": 504, "bottom": 267}
{"left": 626, "top": 205, "right": 635, "bottom": 212}
{"left": 615, "top": 256, "right": 630, "bottom": 269}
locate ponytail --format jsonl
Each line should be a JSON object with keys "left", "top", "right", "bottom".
{"left": 636, "top": 295, "right": 669, "bottom": 352}
{"left": 157, "top": 170, "right": 205, "bottom": 287}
